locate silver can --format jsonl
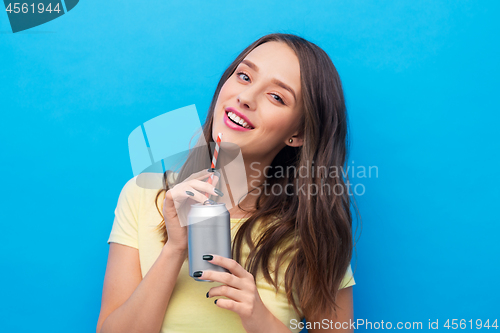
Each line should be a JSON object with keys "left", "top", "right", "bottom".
{"left": 188, "top": 202, "right": 231, "bottom": 281}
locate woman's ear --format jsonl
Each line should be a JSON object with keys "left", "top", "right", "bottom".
{"left": 286, "top": 131, "right": 304, "bottom": 147}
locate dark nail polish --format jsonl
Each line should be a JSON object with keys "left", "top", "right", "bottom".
{"left": 193, "top": 271, "right": 202, "bottom": 278}
{"left": 186, "top": 191, "right": 194, "bottom": 196}
{"left": 203, "top": 199, "right": 216, "bottom": 205}
{"left": 203, "top": 255, "right": 213, "bottom": 261}
{"left": 206, "top": 291, "right": 209, "bottom": 298}
{"left": 214, "top": 299, "right": 218, "bottom": 305}
{"left": 207, "top": 168, "right": 216, "bottom": 172}
{"left": 214, "top": 188, "right": 224, "bottom": 197}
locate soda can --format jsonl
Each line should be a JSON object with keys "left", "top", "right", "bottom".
{"left": 188, "top": 201, "right": 231, "bottom": 281}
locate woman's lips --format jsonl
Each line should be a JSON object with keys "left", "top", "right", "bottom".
{"left": 223, "top": 111, "right": 253, "bottom": 132}
{"left": 225, "top": 107, "right": 255, "bottom": 128}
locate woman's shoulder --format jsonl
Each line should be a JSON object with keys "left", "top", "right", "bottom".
{"left": 117, "top": 172, "right": 177, "bottom": 209}
{"left": 133, "top": 172, "right": 178, "bottom": 191}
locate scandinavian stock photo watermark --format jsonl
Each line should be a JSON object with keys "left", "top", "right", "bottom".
{"left": 249, "top": 160, "right": 378, "bottom": 198}
{"left": 290, "top": 318, "right": 499, "bottom": 331}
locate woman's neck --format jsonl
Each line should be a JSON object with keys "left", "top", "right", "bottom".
{"left": 214, "top": 153, "right": 274, "bottom": 216}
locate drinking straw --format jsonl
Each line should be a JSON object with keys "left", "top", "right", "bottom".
{"left": 206, "top": 133, "right": 222, "bottom": 198}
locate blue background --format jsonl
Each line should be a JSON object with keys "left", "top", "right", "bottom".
{"left": 1, "top": 1, "right": 498, "bottom": 332}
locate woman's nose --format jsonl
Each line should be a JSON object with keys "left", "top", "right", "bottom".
{"left": 237, "top": 88, "right": 257, "bottom": 111}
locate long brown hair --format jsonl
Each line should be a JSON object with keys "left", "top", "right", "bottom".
{"left": 154, "top": 33, "right": 360, "bottom": 320}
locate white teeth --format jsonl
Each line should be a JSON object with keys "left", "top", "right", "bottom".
{"left": 227, "top": 111, "right": 252, "bottom": 129}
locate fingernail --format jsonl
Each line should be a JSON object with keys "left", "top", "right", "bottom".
{"left": 203, "top": 255, "right": 213, "bottom": 261}
{"left": 186, "top": 191, "right": 194, "bottom": 196}
{"left": 203, "top": 199, "right": 216, "bottom": 205}
{"left": 207, "top": 168, "right": 216, "bottom": 172}
{"left": 214, "top": 299, "right": 218, "bottom": 305}
{"left": 206, "top": 291, "right": 209, "bottom": 298}
{"left": 193, "top": 271, "right": 203, "bottom": 278}
{"left": 214, "top": 188, "right": 224, "bottom": 197}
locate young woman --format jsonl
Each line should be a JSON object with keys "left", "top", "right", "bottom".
{"left": 97, "top": 33, "right": 358, "bottom": 333}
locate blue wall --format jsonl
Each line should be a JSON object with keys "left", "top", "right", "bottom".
{"left": 1, "top": 1, "right": 498, "bottom": 332}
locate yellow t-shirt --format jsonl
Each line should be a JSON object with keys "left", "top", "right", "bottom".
{"left": 107, "top": 173, "right": 355, "bottom": 333}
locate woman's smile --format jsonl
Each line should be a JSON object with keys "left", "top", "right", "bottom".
{"left": 223, "top": 107, "right": 255, "bottom": 131}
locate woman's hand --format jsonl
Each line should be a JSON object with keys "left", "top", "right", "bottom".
{"left": 162, "top": 169, "right": 221, "bottom": 252}
{"left": 202, "top": 255, "right": 289, "bottom": 333}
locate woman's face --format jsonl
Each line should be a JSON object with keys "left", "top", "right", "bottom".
{"left": 212, "top": 41, "right": 303, "bottom": 161}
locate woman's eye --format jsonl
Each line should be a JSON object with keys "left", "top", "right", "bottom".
{"left": 237, "top": 72, "right": 250, "bottom": 82}
{"left": 271, "top": 94, "right": 285, "bottom": 105}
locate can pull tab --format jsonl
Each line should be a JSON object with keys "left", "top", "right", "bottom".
{"left": 203, "top": 199, "right": 216, "bottom": 205}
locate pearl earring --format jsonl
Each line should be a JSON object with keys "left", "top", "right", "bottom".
{"left": 289, "top": 138, "right": 293, "bottom": 143}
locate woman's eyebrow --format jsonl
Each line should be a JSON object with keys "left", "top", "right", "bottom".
{"left": 241, "top": 59, "right": 259, "bottom": 72}
{"left": 271, "top": 78, "right": 296, "bottom": 103}
{"left": 240, "top": 59, "right": 297, "bottom": 103}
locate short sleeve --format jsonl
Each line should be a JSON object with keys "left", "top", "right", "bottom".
{"left": 107, "top": 176, "right": 141, "bottom": 249}
{"left": 339, "top": 264, "right": 356, "bottom": 289}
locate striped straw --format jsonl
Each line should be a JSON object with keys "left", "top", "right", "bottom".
{"left": 206, "top": 133, "right": 222, "bottom": 197}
